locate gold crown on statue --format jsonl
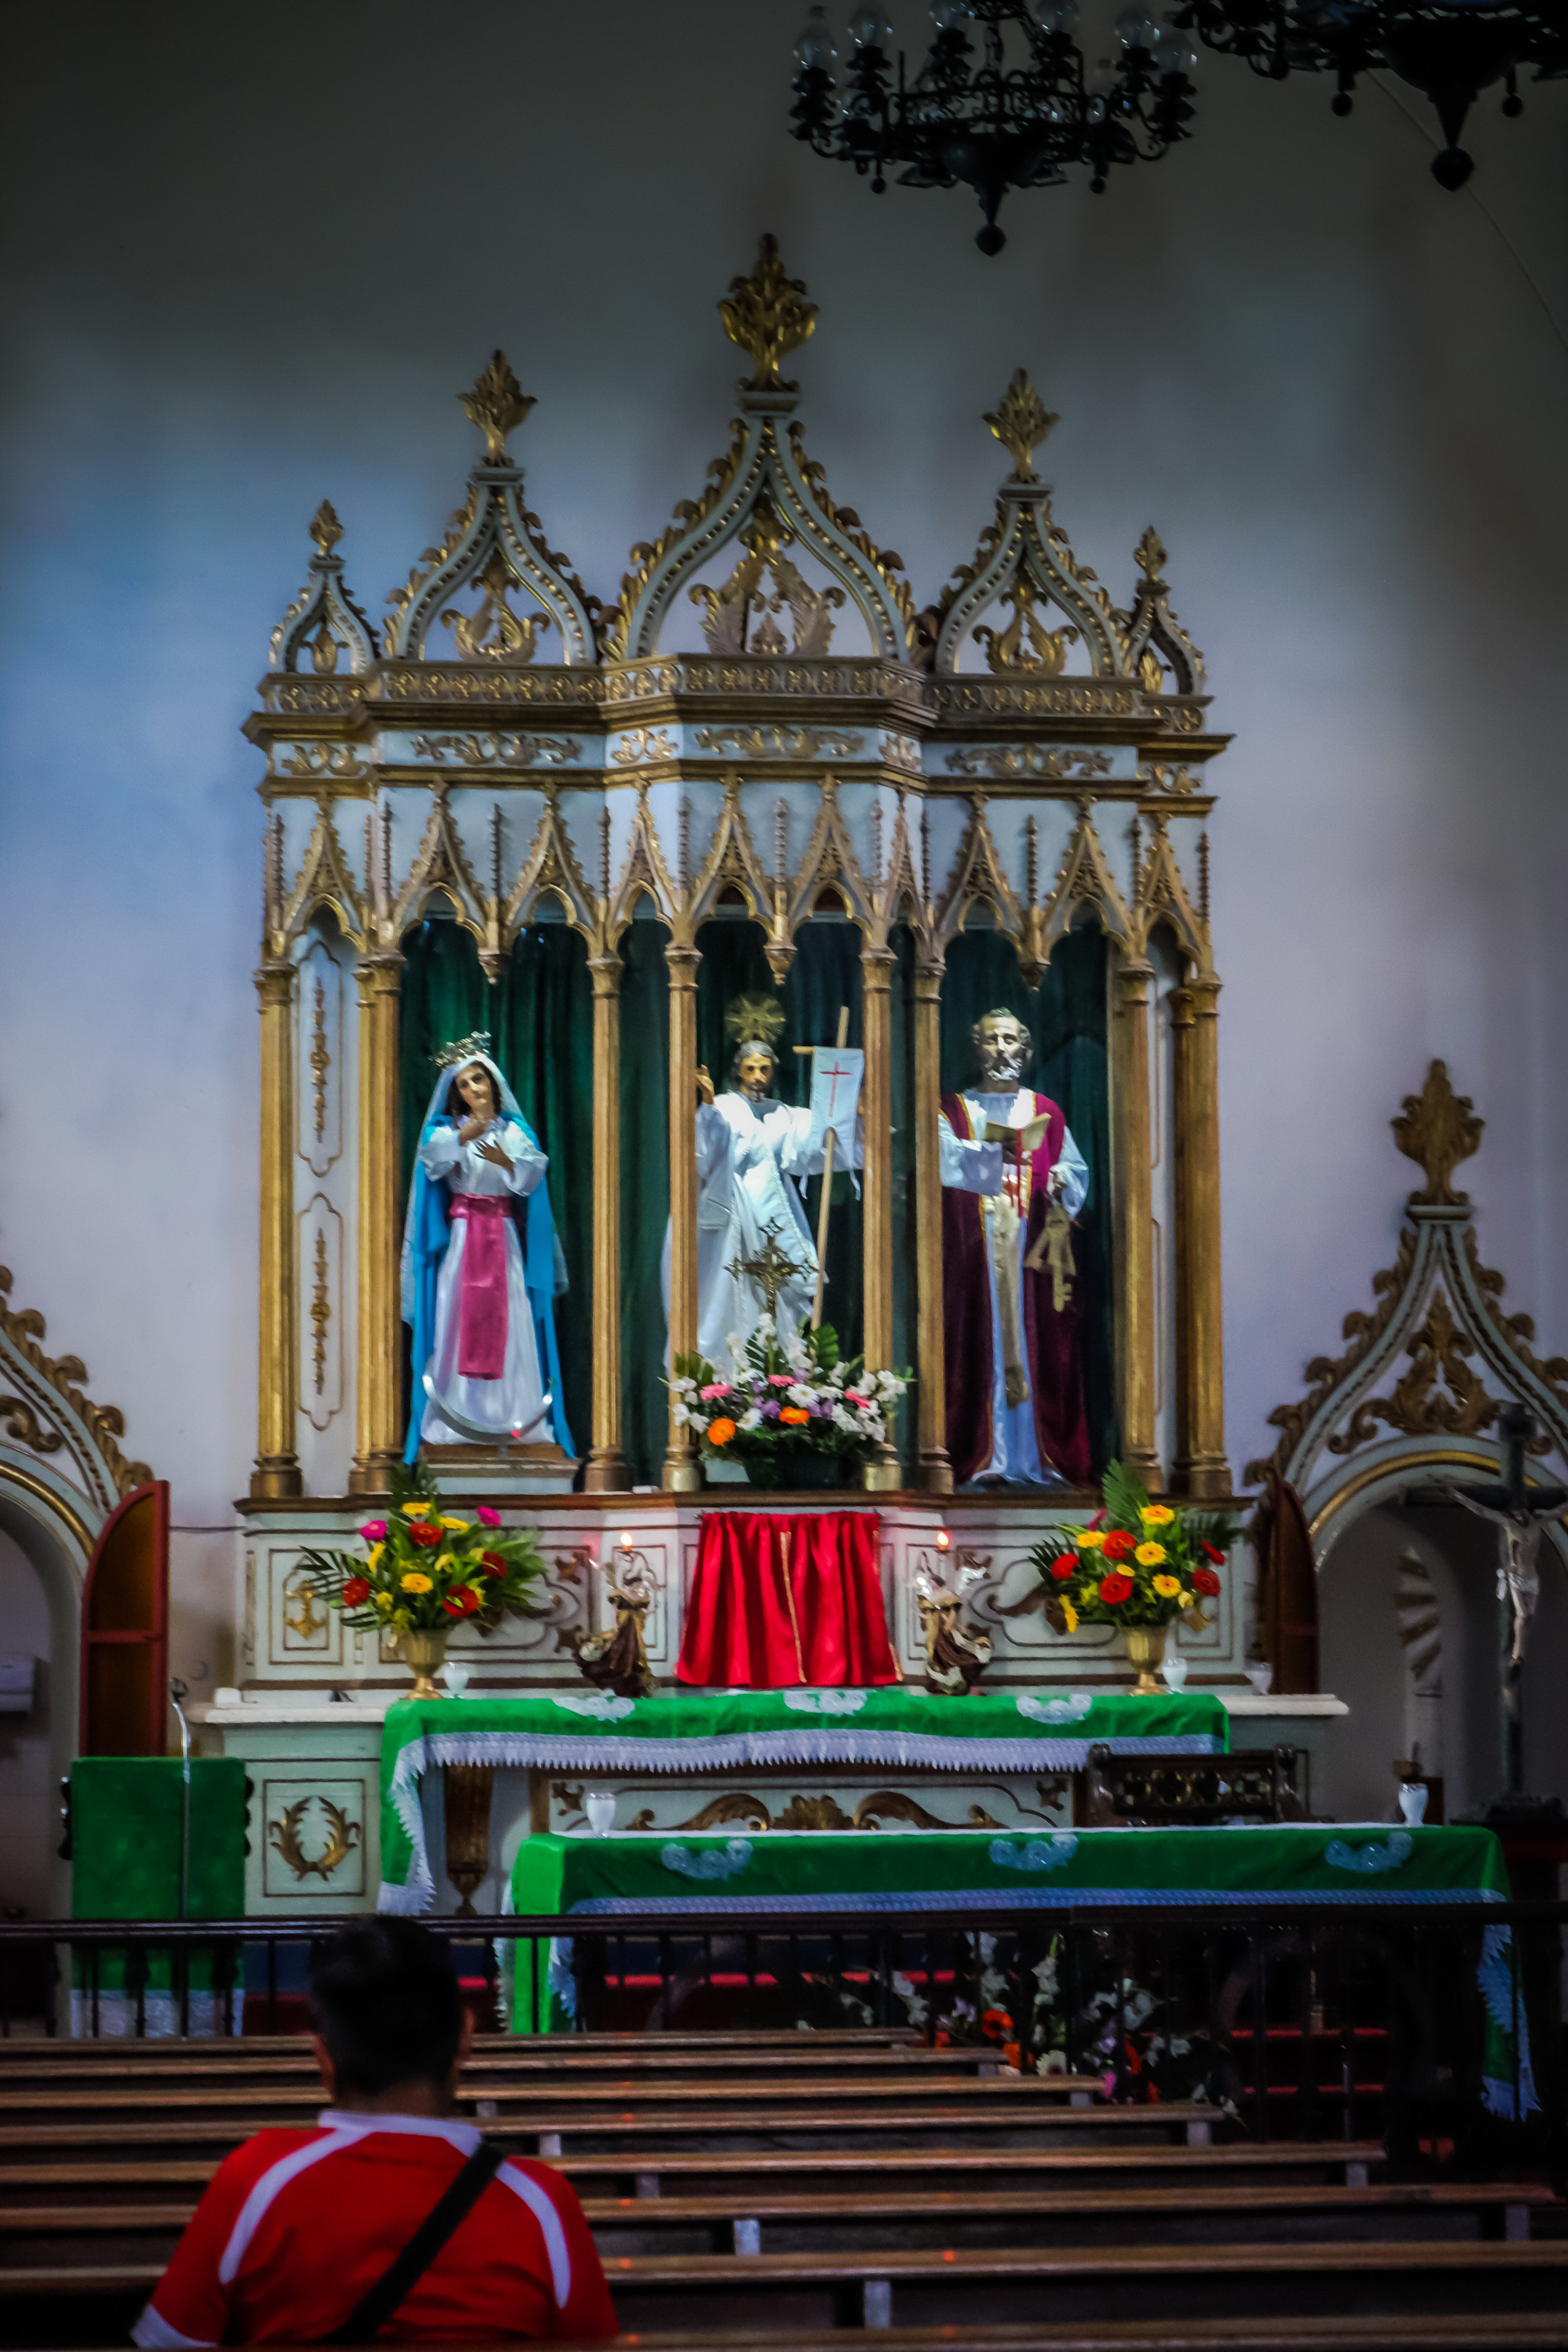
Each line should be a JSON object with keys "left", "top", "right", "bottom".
{"left": 434, "top": 1032, "right": 494, "bottom": 1070}
{"left": 724, "top": 993, "right": 785, "bottom": 1049}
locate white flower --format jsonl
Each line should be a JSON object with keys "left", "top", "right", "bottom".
{"left": 739, "top": 1407, "right": 762, "bottom": 1431}
{"left": 672, "top": 1402, "right": 691, "bottom": 1426}
{"left": 832, "top": 1406, "right": 859, "bottom": 1434}
{"left": 786, "top": 1384, "right": 813, "bottom": 1408}
{"left": 755, "top": 1313, "right": 775, "bottom": 1337}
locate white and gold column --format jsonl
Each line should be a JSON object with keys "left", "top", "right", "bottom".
{"left": 585, "top": 952, "right": 630, "bottom": 1492}
{"left": 1110, "top": 947, "right": 1160, "bottom": 1491}
{"left": 1172, "top": 971, "right": 1229, "bottom": 1497}
{"left": 663, "top": 941, "right": 702, "bottom": 1491}
{"left": 253, "top": 958, "right": 302, "bottom": 1499}
{"left": 349, "top": 947, "right": 403, "bottom": 1496}
{"left": 912, "top": 948, "right": 951, "bottom": 1494}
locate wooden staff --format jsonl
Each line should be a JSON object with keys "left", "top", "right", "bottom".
{"left": 795, "top": 1005, "right": 850, "bottom": 1330}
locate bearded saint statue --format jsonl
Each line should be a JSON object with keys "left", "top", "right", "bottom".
{"left": 939, "top": 1009, "right": 1091, "bottom": 1488}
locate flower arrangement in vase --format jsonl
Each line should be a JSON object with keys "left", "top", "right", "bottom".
{"left": 295, "top": 1460, "right": 545, "bottom": 1696}
{"left": 1022, "top": 1460, "right": 1239, "bottom": 1692}
{"left": 670, "top": 1317, "right": 908, "bottom": 1488}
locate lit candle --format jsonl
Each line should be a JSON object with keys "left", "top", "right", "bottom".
{"left": 620, "top": 1530, "right": 634, "bottom": 1552}
{"left": 935, "top": 1528, "right": 950, "bottom": 1552}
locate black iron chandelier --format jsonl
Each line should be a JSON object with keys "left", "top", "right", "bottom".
{"left": 789, "top": 2, "right": 1200, "bottom": 253}
{"left": 1172, "top": 1, "right": 1567, "bottom": 191}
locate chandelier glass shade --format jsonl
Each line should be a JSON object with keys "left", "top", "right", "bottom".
{"left": 1170, "top": 1, "right": 1568, "bottom": 188}
{"left": 788, "top": 2, "right": 1200, "bottom": 253}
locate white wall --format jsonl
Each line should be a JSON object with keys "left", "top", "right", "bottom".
{"left": 0, "top": 1532, "right": 56, "bottom": 1917}
{"left": 1, "top": 3, "right": 1565, "bottom": 1694}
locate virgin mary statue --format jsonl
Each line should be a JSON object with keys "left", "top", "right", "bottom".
{"left": 400, "top": 1037, "right": 573, "bottom": 1462}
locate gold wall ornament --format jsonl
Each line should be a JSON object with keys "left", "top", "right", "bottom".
{"left": 1135, "top": 527, "right": 1167, "bottom": 581}
{"left": 283, "top": 1570, "right": 326, "bottom": 1642}
{"left": 0, "top": 1392, "right": 65, "bottom": 1458}
{"left": 459, "top": 350, "right": 536, "bottom": 464}
{"left": 983, "top": 369, "right": 1058, "bottom": 480}
{"left": 689, "top": 504, "right": 847, "bottom": 658}
{"left": 718, "top": 233, "right": 818, "bottom": 389}
{"left": 440, "top": 548, "right": 553, "bottom": 665}
{"left": 410, "top": 731, "right": 581, "bottom": 767}
{"left": 611, "top": 728, "right": 678, "bottom": 767}
{"left": 694, "top": 723, "right": 865, "bottom": 761}
{"left": 268, "top": 504, "right": 380, "bottom": 677}
{"left": 1139, "top": 763, "right": 1202, "bottom": 797}
{"left": 309, "top": 979, "right": 329, "bottom": 1145}
{"left": 309, "top": 1227, "right": 331, "bottom": 1397}
{"left": 975, "top": 576, "right": 1079, "bottom": 675}
{"left": 1393, "top": 1059, "right": 1484, "bottom": 1206}
{"left": 1246, "top": 1067, "right": 1568, "bottom": 1513}
{"left": 945, "top": 745, "right": 1113, "bottom": 781}
{"left": 268, "top": 1794, "right": 360, "bottom": 1882}
{"left": 310, "top": 500, "right": 344, "bottom": 556}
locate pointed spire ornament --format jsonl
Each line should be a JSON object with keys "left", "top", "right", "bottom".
{"left": 983, "top": 371, "right": 1057, "bottom": 480}
{"left": 459, "top": 351, "right": 536, "bottom": 464}
{"left": 718, "top": 235, "right": 818, "bottom": 391}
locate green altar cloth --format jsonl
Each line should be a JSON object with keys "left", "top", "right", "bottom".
{"left": 71, "top": 1756, "right": 247, "bottom": 1919}
{"left": 502, "top": 1823, "right": 1532, "bottom": 2119}
{"left": 509, "top": 1821, "right": 1508, "bottom": 1922}
{"left": 68, "top": 1757, "right": 248, "bottom": 2035}
{"left": 377, "top": 1686, "right": 1229, "bottom": 1912}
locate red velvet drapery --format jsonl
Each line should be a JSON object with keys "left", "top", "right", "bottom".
{"left": 677, "top": 1510, "right": 900, "bottom": 1688}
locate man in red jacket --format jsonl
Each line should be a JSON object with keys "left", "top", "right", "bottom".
{"left": 132, "top": 1918, "right": 616, "bottom": 2346}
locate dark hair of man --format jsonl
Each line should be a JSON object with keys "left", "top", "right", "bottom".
{"left": 308, "top": 1918, "right": 464, "bottom": 2097}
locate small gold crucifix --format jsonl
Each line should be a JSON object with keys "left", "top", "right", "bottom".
{"left": 726, "top": 1221, "right": 805, "bottom": 1322}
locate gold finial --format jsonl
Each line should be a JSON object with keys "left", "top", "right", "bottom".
{"left": 1392, "top": 1059, "right": 1485, "bottom": 1207}
{"left": 1135, "top": 526, "right": 1167, "bottom": 582}
{"left": 310, "top": 500, "right": 344, "bottom": 557}
{"left": 460, "top": 351, "right": 536, "bottom": 464}
{"left": 983, "top": 370, "right": 1057, "bottom": 479}
{"left": 719, "top": 235, "right": 818, "bottom": 390}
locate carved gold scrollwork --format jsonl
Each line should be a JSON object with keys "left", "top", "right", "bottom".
{"left": 0, "top": 1394, "right": 65, "bottom": 1456}
{"left": 694, "top": 725, "right": 862, "bottom": 760}
{"left": 269, "top": 1796, "right": 360, "bottom": 1882}
{"left": 1328, "top": 1291, "right": 1497, "bottom": 1454}
{"left": 0, "top": 1264, "right": 152, "bottom": 1503}
{"left": 310, "top": 1229, "right": 331, "bottom": 1399}
{"left": 411, "top": 732, "right": 581, "bottom": 768}
{"left": 975, "top": 575, "right": 1079, "bottom": 675}
{"left": 945, "top": 745, "right": 1112, "bottom": 782}
{"left": 309, "top": 979, "right": 329, "bottom": 1147}
{"left": 441, "top": 549, "right": 553, "bottom": 665}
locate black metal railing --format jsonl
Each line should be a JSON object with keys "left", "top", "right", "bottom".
{"left": 1, "top": 1901, "right": 1560, "bottom": 2169}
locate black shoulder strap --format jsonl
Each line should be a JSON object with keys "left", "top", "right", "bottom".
{"left": 328, "top": 2138, "right": 504, "bottom": 2344}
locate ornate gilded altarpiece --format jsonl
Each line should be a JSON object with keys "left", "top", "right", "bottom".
{"left": 230, "top": 234, "right": 1248, "bottom": 1838}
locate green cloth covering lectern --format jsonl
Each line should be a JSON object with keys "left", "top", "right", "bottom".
{"left": 71, "top": 1756, "right": 247, "bottom": 1919}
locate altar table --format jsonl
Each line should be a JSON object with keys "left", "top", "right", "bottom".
{"left": 378, "top": 1687, "right": 1229, "bottom": 1912}
{"left": 502, "top": 1822, "right": 1529, "bottom": 2117}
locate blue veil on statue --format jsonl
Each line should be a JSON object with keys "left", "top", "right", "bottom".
{"left": 399, "top": 1040, "right": 575, "bottom": 1463}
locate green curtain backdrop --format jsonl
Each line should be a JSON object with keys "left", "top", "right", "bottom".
{"left": 618, "top": 917, "right": 670, "bottom": 1487}
{"left": 938, "top": 923, "right": 1116, "bottom": 1475}
{"left": 397, "top": 913, "right": 593, "bottom": 1459}
{"left": 694, "top": 916, "right": 866, "bottom": 1365}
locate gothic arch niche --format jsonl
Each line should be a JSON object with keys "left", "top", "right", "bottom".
{"left": 0, "top": 1266, "right": 154, "bottom": 1909}
{"left": 1251, "top": 1062, "right": 1568, "bottom": 1817}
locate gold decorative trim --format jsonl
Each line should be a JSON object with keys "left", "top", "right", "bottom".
{"left": 1394, "top": 1059, "right": 1483, "bottom": 1206}
{"left": 983, "top": 369, "right": 1057, "bottom": 480}
{"left": 0, "top": 1265, "right": 151, "bottom": 1503}
{"left": 0, "top": 1458, "right": 93, "bottom": 1550}
{"left": 269, "top": 1795, "right": 361, "bottom": 1882}
{"left": 1307, "top": 1447, "right": 1497, "bottom": 1544}
{"left": 459, "top": 351, "right": 535, "bottom": 464}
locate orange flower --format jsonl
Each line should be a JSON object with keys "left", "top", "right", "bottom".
{"left": 780, "top": 1406, "right": 810, "bottom": 1425}
{"left": 706, "top": 1417, "right": 736, "bottom": 1446}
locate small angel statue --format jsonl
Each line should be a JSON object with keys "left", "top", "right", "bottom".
{"left": 915, "top": 1557, "right": 993, "bottom": 1696}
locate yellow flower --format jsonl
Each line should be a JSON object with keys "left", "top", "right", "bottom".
{"left": 401, "top": 1502, "right": 434, "bottom": 1520}
{"left": 374, "top": 1591, "right": 395, "bottom": 1613}
{"left": 1060, "top": 1598, "right": 1079, "bottom": 1633}
{"left": 1177, "top": 1589, "right": 1195, "bottom": 1608}
{"left": 1075, "top": 1529, "right": 1106, "bottom": 1551}
{"left": 393, "top": 1608, "right": 412, "bottom": 1629}
{"left": 400, "top": 1571, "right": 433, "bottom": 1594}
{"left": 440, "top": 1514, "right": 470, "bottom": 1530}
{"left": 1141, "top": 1504, "right": 1175, "bottom": 1528}
{"left": 433, "top": 1552, "right": 455, "bottom": 1577}
{"left": 366, "top": 1542, "right": 385, "bottom": 1571}
{"left": 1152, "top": 1574, "right": 1181, "bottom": 1598}
{"left": 1135, "top": 1541, "right": 1167, "bottom": 1567}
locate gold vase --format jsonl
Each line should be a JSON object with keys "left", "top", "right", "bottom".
{"left": 1124, "top": 1622, "right": 1168, "bottom": 1695}
{"left": 400, "top": 1624, "right": 450, "bottom": 1700}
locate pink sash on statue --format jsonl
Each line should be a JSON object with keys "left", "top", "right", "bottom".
{"left": 449, "top": 1195, "right": 511, "bottom": 1379}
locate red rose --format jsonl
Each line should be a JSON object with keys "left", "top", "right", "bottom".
{"left": 1049, "top": 1557, "right": 1076, "bottom": 1582}
{"left": 1192, "top": 1566, "right": 1221, "bottom": 1596}
{"left": 441, "top": 1586, "right": 481, "bottom": 1618}
{"left": 408, "top": 1521, "right": 442, "bottom": 1547}
{"left": 1100, "top": 1530, "right": 1136, "bottom": 1564}
{"left": 342, "top": 1577, "right": 370, "bottom": 1607}
{"left": 479, "top": 1550, "right": 509, "bottom": 1578}
{"left": 1200, "top": 1541, "right": 1226, "bottom": 1565}
{"left": 1098, "top": 1572, "right": 1134, "bottom": 1606}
